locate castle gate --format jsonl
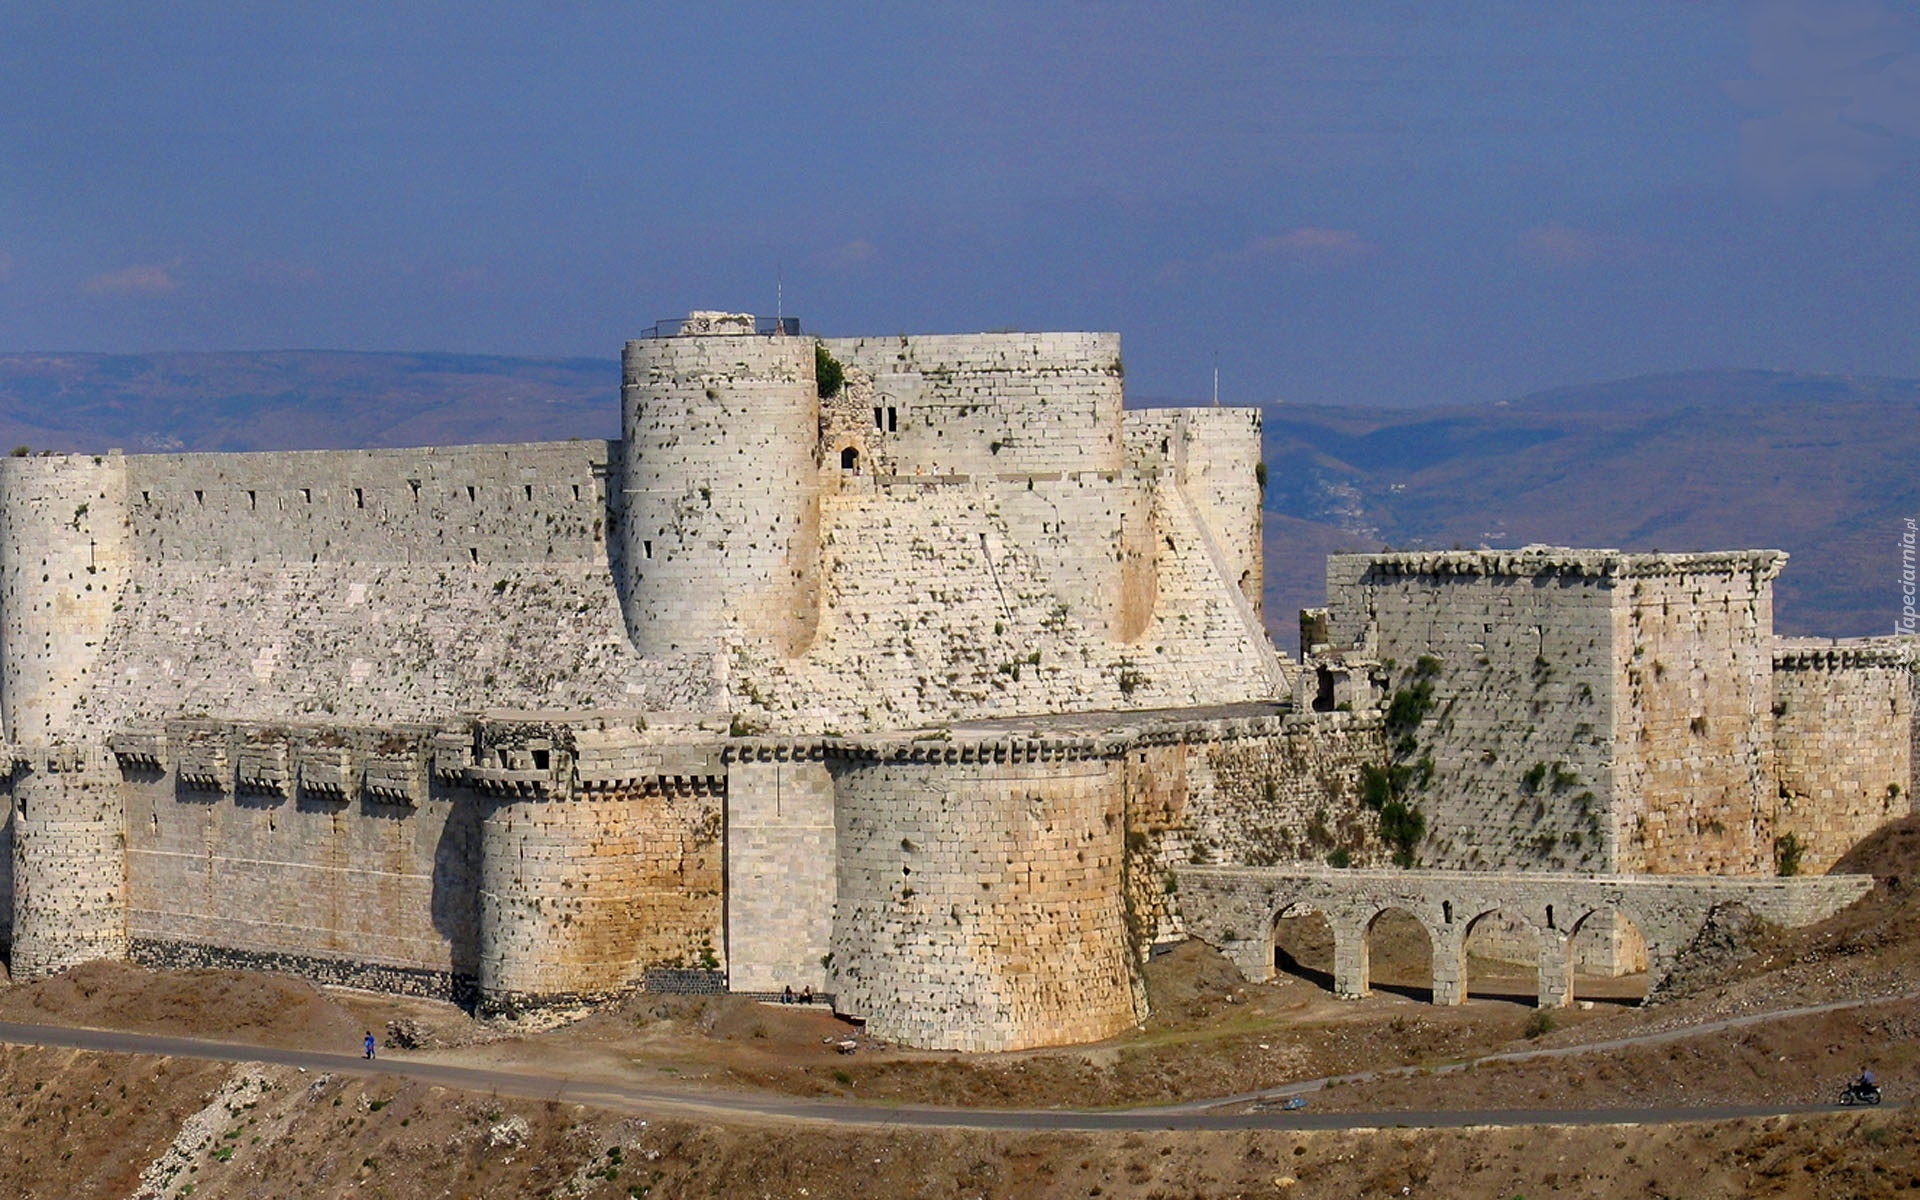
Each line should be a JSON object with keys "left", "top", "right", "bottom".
{"left": 1176, "top": 866, "right": 1873, "bottom": 1007}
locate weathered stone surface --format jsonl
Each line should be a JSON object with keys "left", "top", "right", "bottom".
{"left": 1772, "top": 637, "right": 1916, "bottom": 872}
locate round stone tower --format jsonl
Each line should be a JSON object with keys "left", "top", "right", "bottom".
{"left": 620, "top": 312, "right": 822, "bottom": 658}
{"left": 0, "top": 452, "right": 131, "bottom": 744}
{"left": 8, "top": 745, "right": 128, "bottom": 977}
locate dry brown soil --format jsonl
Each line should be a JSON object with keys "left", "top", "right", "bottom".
{"left": 5, "top": 817, "right": 1920, "bottom": 1197}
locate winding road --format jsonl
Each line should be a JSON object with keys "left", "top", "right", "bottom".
{"left": 3, "top": 995, "right": 1899, "bottom": 1133}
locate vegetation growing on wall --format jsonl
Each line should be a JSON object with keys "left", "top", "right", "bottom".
{"left": 1369, "top": 654, "right": 1440, "bottom": 867}
{"left": 1775, "top": 831, "right": 1804, "bottom": 877}
{"left": 814, "top": 342, "right": 845, "bottom": 400}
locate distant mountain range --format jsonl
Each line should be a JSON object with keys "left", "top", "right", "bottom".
{"left": 4, "top": 352, "right": 1913, "bottom": 652}
{"left": 1255, "top": 370, "right": 1920, "bottom": 651}
{"left": 0, "top": 351, "right": 615, "bottom": 453}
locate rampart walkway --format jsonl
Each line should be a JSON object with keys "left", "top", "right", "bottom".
{"left": 1176, "top": 867, "right": 1873, "bottom": 1008}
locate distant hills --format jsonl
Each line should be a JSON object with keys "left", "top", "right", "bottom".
{"left": 1256, "top": 370, "right": 1920, "bottom": 651}
{"left": 0, "top": 351, "right": 614, "bottom": 453}
{"left": 3, "top": 352, "right": 1913, "bottom": 652}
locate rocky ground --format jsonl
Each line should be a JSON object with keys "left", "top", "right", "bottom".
{"left": 4, "top": 818, "right": 1920, "bottom": 1197}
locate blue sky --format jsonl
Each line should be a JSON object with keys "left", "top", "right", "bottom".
{"left": 4, "top": 1, "right": 1919, "bottom": 407}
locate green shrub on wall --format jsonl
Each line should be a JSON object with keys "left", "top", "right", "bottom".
{"left": 815, "top": 342, "right": 845, "bottom": 400}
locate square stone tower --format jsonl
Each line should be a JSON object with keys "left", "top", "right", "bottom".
{"left": 1322, "top": 547, "right": 1785, "bottom": 875}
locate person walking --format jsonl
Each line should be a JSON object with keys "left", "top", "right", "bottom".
{"left": 364, "top": 1031, "right": 377, "bottom": 1060}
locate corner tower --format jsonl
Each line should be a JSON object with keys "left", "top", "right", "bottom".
{"left": 620, "top": 312, "right": 822, "bottom": 658}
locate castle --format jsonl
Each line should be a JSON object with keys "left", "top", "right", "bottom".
{"left": 0, "top": 313, "right": 1910, "bottom": 1052}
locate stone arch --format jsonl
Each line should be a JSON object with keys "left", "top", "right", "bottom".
{"left": 1567, "top": 906, "right": 1649, "bottom": 1005}
{"left": 839, "top": 445, "right": 860, "bottom": 472}
{"left": 1272, "top": 900, "right": 1335, "bottom": 992}
{"left": 1461, "top": 907, "right": 1540, "bottom": 1004}
{"left": 1363, "top": 905, "right": 1435, "bottom": 1002}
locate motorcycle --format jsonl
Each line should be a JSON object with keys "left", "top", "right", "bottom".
{"left": 1839, "top": 1079, "right": 1883, "bottom": 1106}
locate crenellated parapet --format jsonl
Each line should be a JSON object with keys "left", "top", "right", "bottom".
{"left": 1774, "top": 635, "right": 1917, "bottom": 672}
{"left": 1346, "top": 546, "right": 1787, "bottom": 582}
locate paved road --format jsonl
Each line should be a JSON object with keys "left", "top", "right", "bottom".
{"left": 0, "top": 1012, "right": 1880, "bottom": 1134}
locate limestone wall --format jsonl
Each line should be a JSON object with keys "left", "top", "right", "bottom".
{"left": 1325, "top": 553, "right": 1620, "bottom": 871}
{"left": 122, "top": 728, "right": 482, "bottom": 995}
{"left": 1324, "top": 549, "right": 1785, "bottom": 875}
{"left": 58, "top": 442, "right": 686, "bottom": 731}
{"left": 723, "top": 750, "right": 835, "bottom": 994}
{"left": 8, "top": 745, "right": 127, "bottom": 978}
{"left": 1614, "top": 557, "right": 1781, "bottom": 874}
{"left": 729, "top": 469, "right": 1282, "bottom": 733}
{"left": 621, "top": 330, "right": 821, "bottom": 658}
{"left": 1140, "top": 407, "right": 1264, "bottom": 612}
{"left": 1178, "top": 713, "right": 1391, "bottom": 869}
{"left": 827, "top": 743, "right": 1145, "bottom": 1052}
{"left": 1772, "top": 638, "right": 1916, "bottom": 874}
{"left": 476, "top": 779, "right": 724, "bottom": 1012}
{"left": 823, "top": 333, "right": 1125, "bottom": 478}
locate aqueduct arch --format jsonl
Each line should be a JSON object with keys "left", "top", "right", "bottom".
{"left": 1178, "top": 866, "right": 1870, "bottom": 1009}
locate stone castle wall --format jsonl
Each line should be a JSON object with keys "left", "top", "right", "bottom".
{"left": 723, "top": 749, "right": 836, "bottom": 995}
{"left": 1176, "top": 713, "right": 1391, "bottom": 870}
{"left": 821, "top": 332, "right": 1125, "bottom": 478}
{"left": 728, "top": 467, "right": 1280, "bottom": 732}
{"left": 117, "top": 721, "right": 479, "bottom": 996}
{"left": 1772, "top": 638, "right": 1916, "bottom": 874}
{"left": 478, "top": 781, "right": 723, "bottom": 1013}
{"left": 1613, "top": 557, "right": 1780, "bottom": 875}
{"left": 1128, "top": 407, "right": 1265, "bottom": 612}
{"left": 1325, "top": 553, "right": 1620, "bottom": 872}
{"left": 56, "top": 442, "right": 685, "bottom": 733}
{"left": 0, "top": 454, "right": 132, "bottom": 746}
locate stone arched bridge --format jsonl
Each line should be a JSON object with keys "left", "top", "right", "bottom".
{"left": 1176, "top": 866, "right": 1873, "bottom": 1008}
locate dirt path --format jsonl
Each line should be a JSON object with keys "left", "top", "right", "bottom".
{"left": 0, "top": 1005, "right": 1892, "bottom": 1133}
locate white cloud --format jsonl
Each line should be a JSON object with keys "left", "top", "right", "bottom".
{"left": 1239, "top": 227, "right": 1377, "bottom": 266}
{"left": 824, "top": 239, "right": 879, "bottom": 270}
{"left": 1514, "top": 224, "right": 1604, "bottom": 267}
{"left": 80, "top": 260, "right": 182, "bottom": 297}
{"left": 242, "top": 259, "right": 323, "bottom": 288}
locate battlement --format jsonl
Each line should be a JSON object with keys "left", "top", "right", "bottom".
{"left": 633, "top": 311, "right": 801, "bottom": 338}
{"left": 1775, "top": 635, "right": 1918, "bottom": 671}
{"left": 1334, "top": 546, "right": 1787, "bottom": 582}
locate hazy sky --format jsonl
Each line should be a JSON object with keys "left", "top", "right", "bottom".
{"left": 5, "top": 1, "right": 1919, "bottom": 407}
